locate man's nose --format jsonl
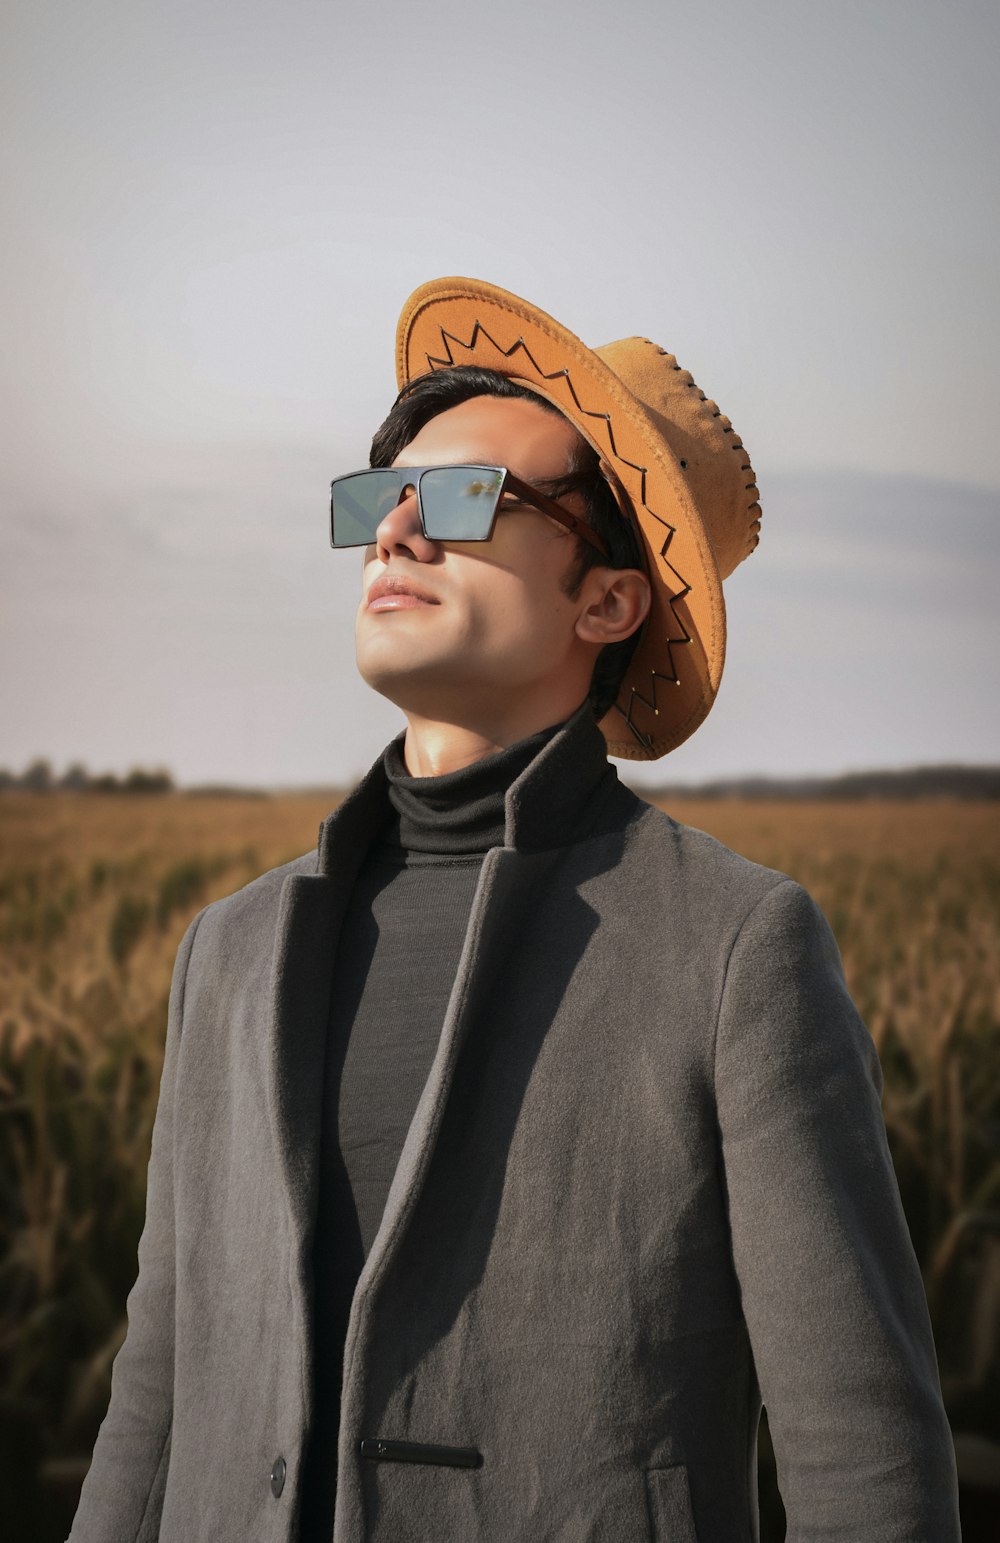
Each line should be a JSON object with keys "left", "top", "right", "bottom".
{"left": 374, "top": 485, "right": 439, "bottom": 563}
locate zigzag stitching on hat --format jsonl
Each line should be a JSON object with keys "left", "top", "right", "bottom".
{"left": 610, "top": 507, "right": 694, "bottom": 749}
{"left": 611, "top": 663, "right": 691, "bottom": 751}
{"left": 619, "top": 514, "right": 693, "bottom": 750}
{"left": 428, "top": 325, "right": 671, "bottom": 511}
{"left": 427, "top": 321, "right": 695, "bottom": 753}
{"left": 428, "top": 323, "right": 629, "bottom": 459}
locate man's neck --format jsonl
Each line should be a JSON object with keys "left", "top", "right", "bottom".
{"left": 401, "top": 703, "right": 584, "bottom": 778}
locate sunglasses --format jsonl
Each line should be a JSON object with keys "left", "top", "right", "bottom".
{"left": 328, "top": 464, "right": 609, "bottom": 556}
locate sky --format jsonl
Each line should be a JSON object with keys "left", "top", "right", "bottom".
{"left": 2, "top": 0, "right": 998, "bottom": 788}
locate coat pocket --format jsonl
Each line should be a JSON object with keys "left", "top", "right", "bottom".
{"left": 645, "top": 1464, "right": 699, "bottom": 1543}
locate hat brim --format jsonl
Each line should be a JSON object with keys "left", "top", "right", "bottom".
{"left": 396, "top": 277, "right": 726, "bottom": 760}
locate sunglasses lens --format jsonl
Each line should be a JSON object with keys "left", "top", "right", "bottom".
{"left": 420, "top": 467, "right": 503, "bottom": 540}
{"left": 331, "top": 471, "right": 404, "bottom": 546}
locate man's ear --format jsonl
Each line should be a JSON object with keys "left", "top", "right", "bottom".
{"left": 574, "top": 568, "right": 651, "bottom": 647}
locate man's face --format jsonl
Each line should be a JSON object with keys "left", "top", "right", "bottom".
{"left": 354, "top": 393, "right": 600, "bottom": 726}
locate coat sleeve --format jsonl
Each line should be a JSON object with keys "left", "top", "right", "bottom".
{"left": 68, "top": 908, "right": 205, "bottom": 1543}
{"left": 713, "top": 878, "right": 960, "bottom": 1541}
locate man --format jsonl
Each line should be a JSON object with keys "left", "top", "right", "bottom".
{"left": 69, "top": 278, "right": 960, "bottom": 1541}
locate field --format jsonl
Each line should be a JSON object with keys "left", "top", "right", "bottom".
{"left": 1, "top": 790, "right": 998, "bottom": 1539}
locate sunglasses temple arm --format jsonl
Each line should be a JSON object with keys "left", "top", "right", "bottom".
{"left": 505, "top": 474, "right": 610, "bottom": 558}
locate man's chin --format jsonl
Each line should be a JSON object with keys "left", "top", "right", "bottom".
{"left": 356, "top": 650, "right": 463, "bottom": 716}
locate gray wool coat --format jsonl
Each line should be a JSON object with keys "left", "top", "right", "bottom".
{"left": 69, "top": 706, "right": 960, "bottom": 1543}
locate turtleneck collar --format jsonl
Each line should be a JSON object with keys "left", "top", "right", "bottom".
{"left": 380, "top": 721, "right": 564, "bottom": 857}
{"left": 318, "top": 701, "right": 620, "bottom": 875}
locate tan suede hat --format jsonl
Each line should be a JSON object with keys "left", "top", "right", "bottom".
{"left": 396, "top": 277, "right": 761, "bottom": 760}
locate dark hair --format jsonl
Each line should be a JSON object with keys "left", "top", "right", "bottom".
{"left": 369, "top": 366, "right": 646, "bottom": 721}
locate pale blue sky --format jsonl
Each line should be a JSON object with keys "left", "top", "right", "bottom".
{"left": 2, "top": 0, "right": 998, "bottom": 786}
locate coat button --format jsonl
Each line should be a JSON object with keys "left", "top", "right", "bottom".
{"left": 270, "top": 1456, "right": 286, "bottom": 1497}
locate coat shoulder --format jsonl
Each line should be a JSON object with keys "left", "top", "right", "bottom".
{"left": 616, "top": 791, "right": 792, "bottom": 919}
{"left": 191, "top": 846, "right": 319, "bottom": 945}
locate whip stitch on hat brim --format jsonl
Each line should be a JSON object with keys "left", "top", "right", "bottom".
{"left": 421, "top": 320, "right": 696, "bottom": 756}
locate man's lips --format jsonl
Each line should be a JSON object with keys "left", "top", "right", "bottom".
{"left": 365, "top": 574, "right": 440, "bottom": 612}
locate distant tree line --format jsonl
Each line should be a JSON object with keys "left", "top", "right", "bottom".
{"left": 4, "top": 759, "right": 997, "bottom": 801}
{"left": 0, "top": 758, "right": 175, "bottom": 794}
{"left": 649, "top": 765, "right": 1000, "bottom": 801}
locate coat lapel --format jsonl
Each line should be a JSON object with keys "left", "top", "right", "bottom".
{"left": 337, "top": 840, "right": 562, "bottom": 1436}
{"left": 265, "top": 756, "right": 392, "bottom": 1299}
{"left": 266, "top": 872, "right": 342, "bottom": 1258}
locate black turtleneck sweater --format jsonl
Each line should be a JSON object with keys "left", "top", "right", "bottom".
{"left": 298, "top": 721, "right": 563, "bottom": 1541}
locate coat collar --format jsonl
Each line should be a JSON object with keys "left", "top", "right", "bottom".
{"left": 316, "top": 701, "right": 616, "bottom": 873}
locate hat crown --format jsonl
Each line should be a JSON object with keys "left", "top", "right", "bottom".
{"left": 593, "top": 338, "right": 760, "bottom": 580}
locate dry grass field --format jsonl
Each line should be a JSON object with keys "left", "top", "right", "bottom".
{"left": 1, "top": 789, "right": 998, "bottom": 1537}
